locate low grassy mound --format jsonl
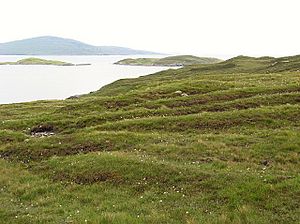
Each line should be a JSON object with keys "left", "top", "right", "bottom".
{"left": 115, "top": 55, "right": 222, "bottom": 66}
{"left": 0, "top": 55, "right": 300, "bottom": 223}
{"left": 16, "top": 57, "right": 74, "bottom": 66}
{"left": 0, "top": 57, "right": 77, "bottom": 66}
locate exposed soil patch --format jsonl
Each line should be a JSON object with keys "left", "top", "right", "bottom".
{"left": 52, "top": 171, "right": 123, "bottom": 185}
{"left": 31, "top": 124, "right": 55, "bottom": 137}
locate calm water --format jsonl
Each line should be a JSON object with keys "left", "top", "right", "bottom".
{"left": 0, "top": 55, "right": 173, "bottom": 104}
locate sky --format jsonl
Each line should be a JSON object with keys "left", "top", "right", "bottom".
{"left": 0, "top": 0, "right": 299, "bottom": 58}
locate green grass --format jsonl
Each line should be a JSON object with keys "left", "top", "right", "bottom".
{"left": 0, "top": 57, "right": 74, "bottom": 66}
{"left": 0, "top": 55, "right": 300, "bottom": 223}
{"left": 115, "top": 55, "right": 222, "bottom": 66}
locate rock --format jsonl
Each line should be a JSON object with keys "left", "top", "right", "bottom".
{"left": 60, "top": 63, "right": 74, "bottom": 66}
{"left": 261, "top": 160, "right": 270, "bottom": 166}
{"left": 31, "top": 132, "right": 55, "bottom": 138}
{"left": 67, "top": 95, "right": 81, "bottom": 100}
{"left": 174, "top": 90, "right": 188, "bottom": 96}
{"left": 75, "top": 63, "right": 91, "bottom": 66}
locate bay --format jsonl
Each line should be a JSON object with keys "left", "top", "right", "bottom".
{"left": 0, "top": 55, "right": 173, "bottom": 104}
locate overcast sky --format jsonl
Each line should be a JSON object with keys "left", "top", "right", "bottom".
{"left": 0, "top": 0, "right": 299, "bottom": 58}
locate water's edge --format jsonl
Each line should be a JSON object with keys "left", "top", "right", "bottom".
{"left": 0, "top": 55, "right": 174, "bottom": 104}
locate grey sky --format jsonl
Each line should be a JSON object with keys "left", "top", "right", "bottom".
{"left": 0, "top": 0, "right": 299, "bottom": 58}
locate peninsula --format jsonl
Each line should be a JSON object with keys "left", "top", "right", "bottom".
{"left": 114, "top": 55, "right": 222, "bottom": 66}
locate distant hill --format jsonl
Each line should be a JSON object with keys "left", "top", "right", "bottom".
{"left": 188, "top": 54, "right": 300, "bottom": 73}
{"left": 115, "top": 55, "right": 222, "bottom": 66}
{"left": 0, "top": 36, "right": 160, "bottom": 55}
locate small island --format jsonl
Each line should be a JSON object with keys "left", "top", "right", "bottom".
{"left": 0, "top": 57, "right": 91, "bottom": 66}
{"left": 114, "top": 55, "right": 222, "bottom": 67}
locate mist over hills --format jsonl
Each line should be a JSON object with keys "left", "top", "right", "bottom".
{"left": 0, "top": 36, "right": 160, "bottom": 55}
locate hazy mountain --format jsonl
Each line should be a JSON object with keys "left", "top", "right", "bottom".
{"left": 0, "top": 36, "right": 160, "bottom": 55}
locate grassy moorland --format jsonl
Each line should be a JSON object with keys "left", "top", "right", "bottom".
{"left": 0, "top": 57, "right": 84, "bottom": 66}
{"left": 0, "top": 55, "right": 300, "bottom": 223}
{"left": 115, "top": 55, "right": 222, "bottom": 66}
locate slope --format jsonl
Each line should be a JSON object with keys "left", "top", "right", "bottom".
{"left": 0, "top": 55, "right": 300, "bottom": 223}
